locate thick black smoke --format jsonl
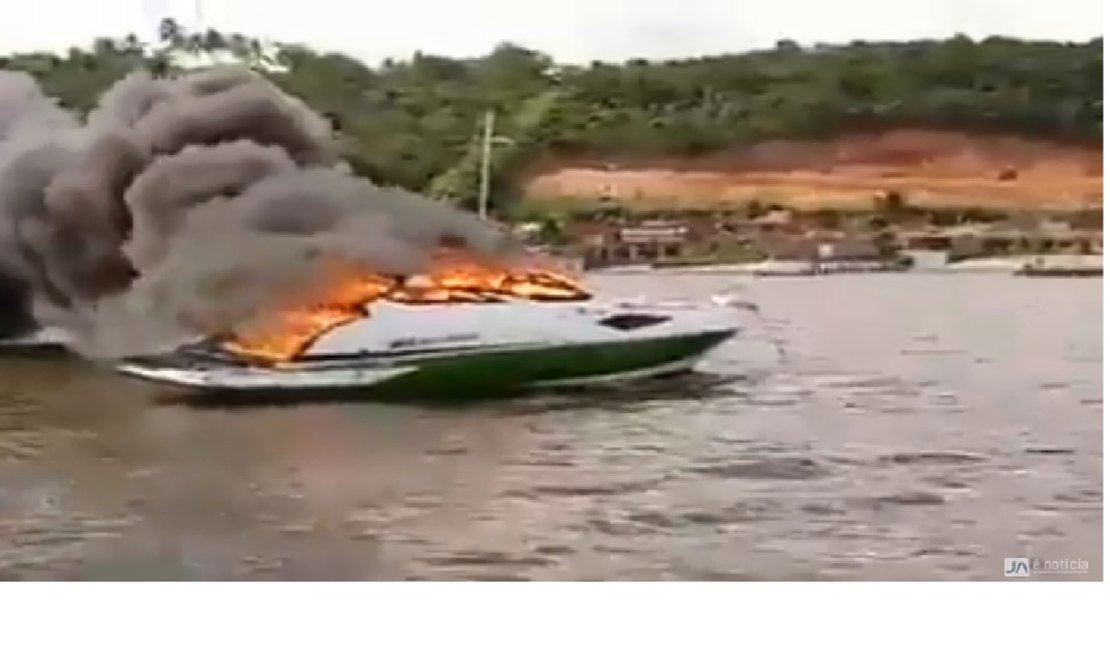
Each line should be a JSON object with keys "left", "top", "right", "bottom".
{"left": 0, "top": 66, "right": 513, "bottom": 355}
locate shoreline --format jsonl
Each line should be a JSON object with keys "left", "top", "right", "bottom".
{"left": 585, "top": 254, "right": 1103, "bottom": 277}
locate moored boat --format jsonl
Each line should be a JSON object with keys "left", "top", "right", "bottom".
{"left": 1016, "top": 266, "right": 1102, "bottom": 277}
{"left": 0, "top": 327, "right": 72, "bottom": 355}
{"left": 1015, "top": 255, "right": 1103, "bottom": 277}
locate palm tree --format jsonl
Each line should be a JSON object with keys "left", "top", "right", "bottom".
{"left": 158, "top": 17, "right": 183, "bottom": 48}
{"left": 185, "top": 32, "right": 204, "bottom": 56}
{"left": 228, "top": 33, "right": 249, "bottom": 61}
{"left": 123, "top": 33, "right": 142, "bottom": 55}
{"left": 202, "top": 29, "right": 227, "bottom": 53}
{"left": 248, "top": 38, "right": 264, "bottom": 64}
{"left": 93, "top": 38, "right": 118, "bottom": 57}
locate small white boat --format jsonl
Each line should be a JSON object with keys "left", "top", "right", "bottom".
{"left": 1015, "top": 255, "right": 1103, "bottom": 277}
{"left": 115, "top": 295, "right": 746, "bottom": 399}
{"left": 0, "top": 327, "right": 72, "bottom": 353}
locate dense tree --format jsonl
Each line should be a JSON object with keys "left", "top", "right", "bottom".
{"left": 1, "top": 27, "right": 1100, "bottom": 216}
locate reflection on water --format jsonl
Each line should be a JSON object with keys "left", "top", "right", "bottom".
{"left": 0, "top": 274, "right": 1102, "bottom": 580}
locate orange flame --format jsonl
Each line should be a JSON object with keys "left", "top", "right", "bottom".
{"left": 221, "top": 252, "right": 590, "bottom": 364}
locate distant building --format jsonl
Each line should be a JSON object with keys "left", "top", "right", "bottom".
{"left": 899, "top": 219, "right": 1101, "bottom": 260}
{"left": 757, "top": 230, "right": 882, "bottom": 262}
{"left": 749, "top": 209, "right": 799, "bottom": 233}
{"left": 571, "top": 218, "right": 725, "bottom": 267}
{"left": 618, "top": 221, "right": 688, "bottom": 248}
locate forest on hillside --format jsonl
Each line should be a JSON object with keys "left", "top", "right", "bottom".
{"left": 1, "top": 19, "right": 1102, "bottom": 216}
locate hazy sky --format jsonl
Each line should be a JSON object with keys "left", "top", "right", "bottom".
{"left": 0, "top": 0, "right": 1103, "bottom": 63}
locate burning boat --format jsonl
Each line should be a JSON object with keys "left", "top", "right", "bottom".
{"left": 0, "top": 67, "right": 746, "bottom": 398}
{"left": 115, "top": 256, "right": 744, "bottom": 399}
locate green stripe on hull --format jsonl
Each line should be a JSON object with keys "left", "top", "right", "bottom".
{"left": 365, "top": 330, "right": 735, "bottom": 399}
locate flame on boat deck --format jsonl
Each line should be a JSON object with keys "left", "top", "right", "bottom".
{"left": 220, "top": 252, "right": 591, "bottom": 364}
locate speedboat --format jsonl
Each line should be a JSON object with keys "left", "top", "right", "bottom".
{"left": 114, "top": 294, "right": 747, "bottom": 399}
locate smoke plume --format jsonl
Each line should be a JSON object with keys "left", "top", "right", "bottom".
{"left": 0, "top": 66, "right": 514, "bottom": 354}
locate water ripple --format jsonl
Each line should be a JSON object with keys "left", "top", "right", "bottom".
{"left": 687, "top": 457, "right": 828, "bottom": 481}
{"left": 0, "top": 273, "right": 1101, "bottom": 579}
{"left": 883, "top": 452, "right": 987, "bottom": 466}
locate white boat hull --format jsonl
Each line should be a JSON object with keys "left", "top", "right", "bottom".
{"left": 116, "top": 298, "right": 745, "bottom": 398}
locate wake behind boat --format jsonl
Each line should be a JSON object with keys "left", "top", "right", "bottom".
{"left": 116, "top": 295, "right": 744, "bottom": 400}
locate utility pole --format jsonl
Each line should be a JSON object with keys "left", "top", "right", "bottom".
{"left": 478, "top": 110, "right": 495, "bottom": 221}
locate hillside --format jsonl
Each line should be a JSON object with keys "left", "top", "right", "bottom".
{"left": 0, "top": 23, "right": 1103, "bottom": 217}
{"left": 522, "top": 129, "right": 1103, "bottom": 212}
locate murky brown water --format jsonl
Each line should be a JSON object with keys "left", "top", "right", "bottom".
{"left": 0, "top": 273, "right": 1101, "bottom": 580}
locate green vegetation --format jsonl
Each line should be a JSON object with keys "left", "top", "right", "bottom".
{"left": 2, "top": 20, "right": 1101, "bottom": 218}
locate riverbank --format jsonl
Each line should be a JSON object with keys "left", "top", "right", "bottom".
{"left": 586, "top": 254, "right": 1103, "bottom": 277}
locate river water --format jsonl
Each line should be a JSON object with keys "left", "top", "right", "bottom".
{"left": 0, "top": 273, "right": 1102, "bottom": 580}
